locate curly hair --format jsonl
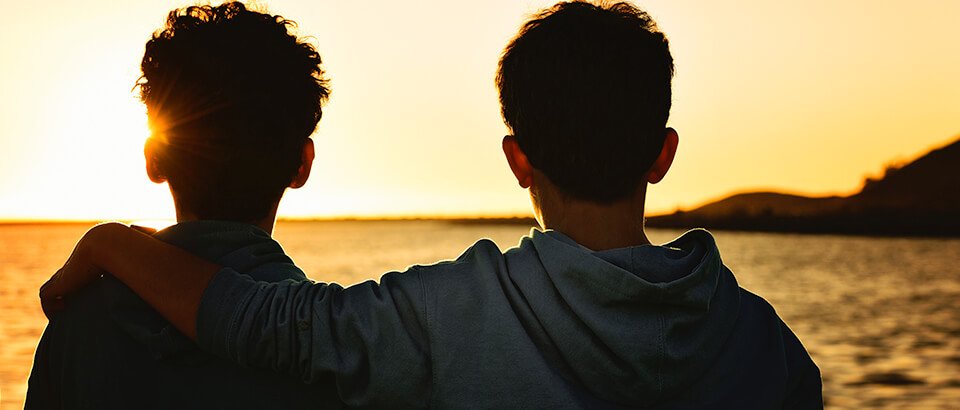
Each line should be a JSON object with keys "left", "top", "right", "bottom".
{"left": 139, "top": 2, "right": 330, "bottom": 221}
{"left": 497, "top": 1, "right": 674, "bottom": 203}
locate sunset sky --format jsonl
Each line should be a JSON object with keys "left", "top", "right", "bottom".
{"left": 0, "top": 0, "right": 957, "bottom": 221}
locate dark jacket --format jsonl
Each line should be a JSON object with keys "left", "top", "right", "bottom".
{"left": 27, "top": 221, "right": 342, "bottom": 409}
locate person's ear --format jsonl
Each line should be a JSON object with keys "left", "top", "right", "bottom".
{"left": 289, "top": 138, "right": 315, "bottom": 189}
{"left": 646, "top": 128, "right": 679, "bottom": 184}
{"left": 502, "top": 135, "right": 534, "bottom": 189}
{"left": 144, "top": 137, "right": 166, "bottom": 184}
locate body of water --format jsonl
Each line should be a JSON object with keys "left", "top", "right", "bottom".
{"left": 1, "top": 221, "right": 958, "bottom": 409}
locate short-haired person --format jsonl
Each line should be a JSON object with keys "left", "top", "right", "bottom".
{"left": 28, "top": 3, "right": 344, "bottom": 408}
{"left": 41, "top": 1, "right": 822, "bottom": 408}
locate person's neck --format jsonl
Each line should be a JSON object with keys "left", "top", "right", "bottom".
{"left": 535, "top": 186, "right": 650, "bottom": 251}
{"left": 174, "top": 206, "right": 278, "bottom": 235}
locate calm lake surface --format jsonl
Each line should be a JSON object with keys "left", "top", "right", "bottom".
{"left": 1, "top": 221, "right": 958, "bottom": 409}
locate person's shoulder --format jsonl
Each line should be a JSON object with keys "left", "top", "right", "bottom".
{"left": 736, "top": 287, "right": 822, "bottom": 401}
{"left": 737, "top": 288, "right": 779, "bottom": 317}
{"left": 156, "top": 220, "right": 308, "bottom": 282}
{"left": 55, "top": 275, "right": 115, "bottom": 321}
{"left": 33, "top": 276, "right": 113, "bottom": 359}
{"left": 393, "top": 238, "right": 513, "bottom": 294}
{"left": 412, "top": 238, "right": 506, "bottom": 274}
{"left": 732, "top": 288, "right": 810, "bottom": 356}
{"left": 29, "top": 275, "right": 153, "bottom": 403}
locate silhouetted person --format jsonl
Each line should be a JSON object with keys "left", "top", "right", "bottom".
{"left": 40, "top": 1, "right": 822, "bottom": 408}
{"left": 27, "top": 3, "right": 343, "bottom": 408}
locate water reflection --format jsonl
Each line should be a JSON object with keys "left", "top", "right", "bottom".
{"left": 1, "top": 222, "right": 958, "bottom": 409}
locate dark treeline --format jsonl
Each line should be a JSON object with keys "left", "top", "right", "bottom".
{"left": 647, "top": 136, "right": 960, "bottom": 238}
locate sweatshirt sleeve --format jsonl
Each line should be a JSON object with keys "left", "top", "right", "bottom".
{"left": 196, "top": 267, "right": 432, "bottom": 407}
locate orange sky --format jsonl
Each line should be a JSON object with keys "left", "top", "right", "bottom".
{"left": 0, "top": 0, "right": 958, "bottom": 221}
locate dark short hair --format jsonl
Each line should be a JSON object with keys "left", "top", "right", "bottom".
{"left": 497, "top": 1, "right": 674, "bottom": 202}
{"left": 139, "top": 2, "right": 329, "bottom": 221}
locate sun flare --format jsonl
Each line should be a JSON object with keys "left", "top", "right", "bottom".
{"left": 1, "top": 0, "right": 958, "bottom": 223}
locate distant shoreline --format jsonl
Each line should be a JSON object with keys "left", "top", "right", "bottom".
{"left": 648, "top": 135, "right": 960, "bottom": 238}
{"left": 645, "top": 214, "right": 960, "bottom": 239}
{"left": 0, "top": 220, "right": 103, "bottom": 226}
{"left": 5, "top": 217, "right": 959, "bottom": 240}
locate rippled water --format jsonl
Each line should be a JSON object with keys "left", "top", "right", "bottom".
{"left": 1, "top": 221, "right": 958, "bottom": 409}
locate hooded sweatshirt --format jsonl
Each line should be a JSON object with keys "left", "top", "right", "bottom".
{"left": 198, "top": 228, "right": 822, "bottom": 408}
{"left": 27, "top": 221, "right": 343, "bottom": 409}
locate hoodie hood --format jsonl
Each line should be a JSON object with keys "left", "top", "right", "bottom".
{"left": 511, "top": 228, "right": 741, "bottom": 406}
{"left": 102, "top": 220, "right": 306, "bottom": 360}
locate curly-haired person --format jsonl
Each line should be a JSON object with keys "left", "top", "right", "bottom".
{"left": 26, "top": 3, "right": 342, "bottom": 408}
{"left": 39, "top": 1, "right": 823, "bottom": 408}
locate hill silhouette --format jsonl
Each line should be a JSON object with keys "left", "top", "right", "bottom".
{"left": 647, "top": 136, "right": 960, "bottom": 237}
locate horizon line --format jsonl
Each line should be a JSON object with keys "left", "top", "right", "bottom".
{"left": 0, "top": 214, "right": 539, "bottom": 226}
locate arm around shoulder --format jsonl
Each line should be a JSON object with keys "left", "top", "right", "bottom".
{"left": 197, "top": 266, "right": 433, "bottom": 407}
{"left": 41, "top": 222, "right": 218, "bottom": 340}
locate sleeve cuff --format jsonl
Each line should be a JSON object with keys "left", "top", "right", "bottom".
{"left": 196, "top": 267, "right": 259, "bottom": 359}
